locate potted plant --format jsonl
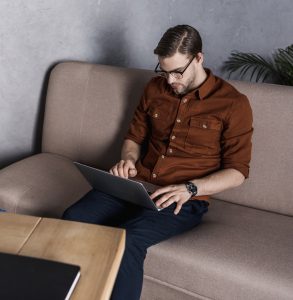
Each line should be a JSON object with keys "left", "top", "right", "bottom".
{"left": 222, "top": 44, "right": 293, "bottom": 86}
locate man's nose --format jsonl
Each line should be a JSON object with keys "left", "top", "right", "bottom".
{"left": 167, "top": 74, "right": 175, "bottom": 85}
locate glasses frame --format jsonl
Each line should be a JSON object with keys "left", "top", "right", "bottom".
{"left": 154, "top": 55, "right": 196, "bottom": 79}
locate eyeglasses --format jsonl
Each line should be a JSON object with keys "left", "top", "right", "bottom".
{"left": 154, "top": 56, "right": 195, "bottom": 80}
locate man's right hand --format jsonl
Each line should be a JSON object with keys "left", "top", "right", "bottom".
{"left": 109, "top": 159, "right": 137, "bottom": 179}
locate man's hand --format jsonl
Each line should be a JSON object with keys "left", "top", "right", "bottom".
{"left": 109, "top": 159, "right": 137, "bottom": 179}
{"left": 150, "top": 184, "right": 191, "bottom": 215}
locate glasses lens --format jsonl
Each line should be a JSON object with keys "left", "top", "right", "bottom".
{"left": 156, "top": 71, "right": 183, "bottom": 80}
{"left": 171, "top": 72, "right": 183, "bottom": 80}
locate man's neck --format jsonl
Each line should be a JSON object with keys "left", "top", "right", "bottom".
{"left": 190, "top": 67, "right": 208, "bottom": 91}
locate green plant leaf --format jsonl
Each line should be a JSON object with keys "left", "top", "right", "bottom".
{"left": 222, "top": 45, "right": 293, "bottom": 85}
{"left": 273, "top": 44, "right": 293, "bottom": 85}
{"left": 222, "top": 51, "right": 276, "bottom": 83}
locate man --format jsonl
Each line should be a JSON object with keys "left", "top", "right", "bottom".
{"left": 62, "top": 25, "right": 253, "bottom": 299}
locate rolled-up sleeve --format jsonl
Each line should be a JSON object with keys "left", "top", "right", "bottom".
{"left": 221, "top": 95, "right": 253, "bottom": 178}
{"left": 125, "top": 83, "right": 151, "bottom": 145}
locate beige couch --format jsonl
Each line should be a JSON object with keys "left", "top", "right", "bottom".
{"left": 1, "top": 62, "right": 293, "bottom": 300}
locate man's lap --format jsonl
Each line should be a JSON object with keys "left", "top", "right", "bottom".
{"left": 62, "top": 189, "right": 141, "bottom": 226}
{"left": 62, "top": 188, "right": 209, "bottom": 248}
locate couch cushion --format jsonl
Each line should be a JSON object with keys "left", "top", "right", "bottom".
{"left": 143, "top": 198, "right": 293, "bottom": 300}
{"left": 0, "top": 153, "right": 91, "bottom": 217}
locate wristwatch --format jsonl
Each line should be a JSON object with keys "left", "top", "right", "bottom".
{"left": 185, "top": 181, "right": 198, "bottom": 198}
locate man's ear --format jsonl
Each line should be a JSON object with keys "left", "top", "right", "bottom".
{"left": 195, "top": 52, "right": 204, "bottom": 64}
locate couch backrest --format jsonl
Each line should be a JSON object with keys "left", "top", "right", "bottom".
{"left": 42, "top": 62, "right": 153, "bottom": 168}
{"left": 42, "top": 62, "right": 293, "bottom": 216}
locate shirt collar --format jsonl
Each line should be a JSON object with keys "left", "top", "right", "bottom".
{"left": 185, "top": 68, "right": 216, "bottom": 100}
{"left": 197, "top": 68, "right": 216, "bottom": 100}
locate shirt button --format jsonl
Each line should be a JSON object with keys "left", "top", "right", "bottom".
{"left": 171, "top": 135, "right": 176, "bottom": 140}
{"left": 169, "top": 148, "right": 173, "bottom": 153}
{"left": 161, "top": 155, "right": 165, "bottom": 159}
{"left": 154, "top": 113, "right": 158, "bottom": 118}
{"left": 203, "top": 124, "right": 207, "bottom": 129}
{"left": 176, "top": 119, "right": 181, "bottom": 123}
{"left": 152, "top": 173, "right": 157, "bottom": 178}
{"left": 183, "top": 98, "right": 188, "bottom": 103}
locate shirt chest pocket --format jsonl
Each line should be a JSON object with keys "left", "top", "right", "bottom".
{"left": 185, "top": 117, "right": 222, "bottom": 155}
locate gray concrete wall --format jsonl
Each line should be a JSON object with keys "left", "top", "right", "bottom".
{"left": 0, "top": 0, "right": 292, "bottom": 167}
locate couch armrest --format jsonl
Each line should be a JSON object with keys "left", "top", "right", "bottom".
{"left": 0, "top": 153, "right": 92, "bottom": 217}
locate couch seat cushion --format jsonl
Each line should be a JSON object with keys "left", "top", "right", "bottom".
{"left": 143, "top": 199, "right": 293, "bottom": 300}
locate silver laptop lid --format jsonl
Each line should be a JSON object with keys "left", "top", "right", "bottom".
{"left": 74, "top": 162, "right": 161, "bottom": 211}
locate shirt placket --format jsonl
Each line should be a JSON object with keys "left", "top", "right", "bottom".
{"left": 150, "top": 96, "right": 190, "bottom": 182}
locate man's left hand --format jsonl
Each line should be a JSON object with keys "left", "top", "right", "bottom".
{"left": 150, "top": 184, "right": 191, "bottom": 215}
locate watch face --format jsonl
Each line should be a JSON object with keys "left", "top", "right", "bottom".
{"left": 186, "top": 182, "right": 197, "bottom": 196}
{"left": 191, "top": 186, "right": 196, "bottom": 194}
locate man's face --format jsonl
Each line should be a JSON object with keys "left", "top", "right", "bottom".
{"left": 158, "top": 52, "right": 203, "bottom": 95}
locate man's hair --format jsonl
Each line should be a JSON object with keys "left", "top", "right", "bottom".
{"left": 154, "top": 25, "right": 202, "bottom": 57}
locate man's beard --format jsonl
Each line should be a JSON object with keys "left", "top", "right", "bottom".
{"left": 171, "top": 79, "right": 193, "bottom": 95}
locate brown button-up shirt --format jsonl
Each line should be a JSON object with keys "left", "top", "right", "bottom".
{"left": 125, "top": 69, "right": 253, "bottom": 201}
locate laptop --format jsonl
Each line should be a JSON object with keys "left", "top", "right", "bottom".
{"left": 74, "top": 162, "right": 163, "bottom": 211}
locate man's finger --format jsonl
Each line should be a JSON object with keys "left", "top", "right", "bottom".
{"left": 117, "top": 161, "right": 126, "bottom": 178}
{"left": 162, "top": 195, "right": 180, "bottom": 208}
{"left": 155, "top": 192, "right": 177, "bottom": 207}
{"left": 150, "top": 186, "right": 177, "bottom": 200}
{"left": 124, "top": 165, "right": 130, "bottom": 178}
{"left": 129, "top": 168, "right": 137, "bottom": 177}
{"left": 112, "top": 165, "right": 119, "bottom": 176}
{"left": 123, "top": 160, "right": 134, "bottom": 178}
{"left": 174, "top": 201, "right": 183, "bottom": 215}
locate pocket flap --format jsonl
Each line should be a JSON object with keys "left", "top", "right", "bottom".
{"left": 147, "top": 108, "right": 161, "bottom": 119}
{"left": 190, "top": 118, "right": 222, "bottom": 131}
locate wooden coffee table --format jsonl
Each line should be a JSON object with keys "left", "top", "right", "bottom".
{"left": 0, "top": 212, "right": 125, "bottom": 300}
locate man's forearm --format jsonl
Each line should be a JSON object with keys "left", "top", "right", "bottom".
{"left": 191, "top": 168, "right": 245, "bottom": 196}
{"left": 121, "top": 139, "right": 141, "bottom": 163}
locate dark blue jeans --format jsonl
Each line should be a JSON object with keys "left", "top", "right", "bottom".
{"left": 62, "top": 189, "right": 209, "bottom": 300}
